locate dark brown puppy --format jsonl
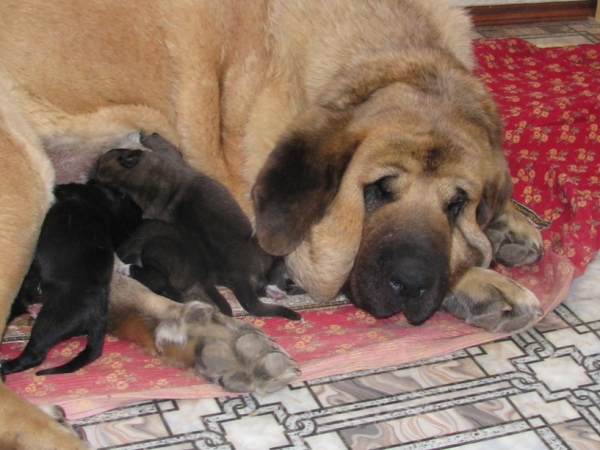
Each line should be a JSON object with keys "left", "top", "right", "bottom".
{"left": 116, "top": 220, "right": 298, "bottom": 317}
{"left": 1, "top": 181, "right": 142, "bottom": 376}
{"left": 95, "top": 133, "right": 301, "bottom": 321}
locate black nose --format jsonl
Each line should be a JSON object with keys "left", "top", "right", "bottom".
{"left": 346, "top": 234, "right": 450, "bottom": 324}
{"left": 389, "top": 253, "right": 436, "bottom": 296}
{"left": 386, "top": 251, "right": 445, "bottom": 322}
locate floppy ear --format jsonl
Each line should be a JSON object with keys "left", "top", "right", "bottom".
{"left": 252, "top": 109, "right": 360, "bottom": 256}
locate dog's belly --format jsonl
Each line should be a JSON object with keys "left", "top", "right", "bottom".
{"left": 0, "top": 0, "right": 173, "bottom": 115}
{"left": 44, "top": 133, "right": 149, "bottom": 184}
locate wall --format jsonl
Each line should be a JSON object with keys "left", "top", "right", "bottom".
{"left": 452, "top": 0, "right": 579, "bottom": 5}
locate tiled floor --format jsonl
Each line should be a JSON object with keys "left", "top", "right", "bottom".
{"left": 71, "top": 19, "right": 600, "bottom": 450}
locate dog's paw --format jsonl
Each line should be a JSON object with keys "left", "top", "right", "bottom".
{"left": 264, "top": 284, "right": 287, "bottom": 300}
{"left": 443, "top": 267, "right": 543, "bottom": 334}
{"left": 156, "top": 300, "right": 301, "bottom": 394}
{"left": 36, "top": 404, "right": 89, "bottom": 446}
{"left": 485, "top": 210, "right": 543, "bottom": 267}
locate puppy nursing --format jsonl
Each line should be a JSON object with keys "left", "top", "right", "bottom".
{"left": 96, "top": 133, "right": 301, "bottom": 321}
{"left": 1, "top": 181, "right": 142, "bottom": 376}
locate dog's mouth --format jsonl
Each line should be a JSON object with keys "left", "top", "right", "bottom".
{"left": 344, "top": 237, "right": 451, "bottom": 325}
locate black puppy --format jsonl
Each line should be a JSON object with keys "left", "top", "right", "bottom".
{"left": 95, "top": 133, "right": 301, "bottom": 321}
{"left": 1, "top": 180, "right": 143, "bottom": 376}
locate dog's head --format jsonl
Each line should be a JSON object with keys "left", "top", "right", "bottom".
{"left": 252, "top": 51, "right": 512, "bottom": 325}
{"left": 94, "top": 147, "right": 186, "bottom": 218}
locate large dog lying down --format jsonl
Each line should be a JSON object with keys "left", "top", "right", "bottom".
{"left": 0, "top": 0, "right": 543, "bottom": 448}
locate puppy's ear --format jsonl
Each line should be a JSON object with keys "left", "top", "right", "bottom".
{"left": 116, "top": 149, "right": 143, "bottom": 169}
{"left": 253, "top": 109, "right": 360, "bottom": 256}
{"left": 140, "top": 132, "right": 183, "bottom": 158}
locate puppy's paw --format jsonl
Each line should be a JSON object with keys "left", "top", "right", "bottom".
{"left": 157, "top": 302, "right": 301, "bottom": 394}
{"left": 27, "top": 303, "right": 43, "bottom": 319}
{"left": 264, "top": 284, "right": 286, "bottom": 300}
{"left": 443, "top": 267, "right": 543, "bottom": 334}
{"left": 113, "top": 255, "right": 132, "bottom": 276}
{"left": 486, "top": 209, "right": 543, "bottom": 267}
{"left": 114, "top": 263, "right": 132, "bottom": 277}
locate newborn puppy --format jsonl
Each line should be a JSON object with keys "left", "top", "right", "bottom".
{"left": 95, "top": 133, "right": 301, "bottom": 321}
{"left": 1, "top": 180, "right": 143, "bottom": 376}
{"left": 117, "top": 219, "right": 235, "bottom": 316}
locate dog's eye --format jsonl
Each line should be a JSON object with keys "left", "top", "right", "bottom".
{"left": 364, "top": 176, "right": 395, "bottom": 214}
{"left": 446, "top": 189, "right": 469, "bottom": 222}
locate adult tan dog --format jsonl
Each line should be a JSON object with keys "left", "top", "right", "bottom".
{"left": 0, "top": 0, "right": 544, "bottom": 447}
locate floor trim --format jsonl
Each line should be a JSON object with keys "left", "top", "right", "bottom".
{"left": 468, "top": 1, "right": 597, "bottom": 27}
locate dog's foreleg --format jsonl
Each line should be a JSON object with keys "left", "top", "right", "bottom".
{"left": 108, "top": 273, "right": 301, "bottom": 394}
{"left": 443, "top": 267, "right": 543, "bottom": 333}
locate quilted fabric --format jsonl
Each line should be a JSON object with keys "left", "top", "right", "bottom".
{"left": 1, "top": 38, "right": 596, "bottom": 418}
{"left": 475, "top": 38, "right": 600, "bottom": 272}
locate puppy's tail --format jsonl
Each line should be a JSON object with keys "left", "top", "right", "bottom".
{"left": 36, "top": 326, "right": 106, "bottom": 376}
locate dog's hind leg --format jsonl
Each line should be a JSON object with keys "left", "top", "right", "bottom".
{"left": 0, "top": 384, "right": 89, "bottom": 450}
{"left": 108, "top": 273, "right": 301, "bottom": 395}
{"left": 0, "top": 88, "right": 87, "bottom": 448}
{"left": 2, "top": 282, "right": 108, "bottom": 375}
{"left": 200, "top": 282, "right": 234, "bottom": 316}
{"left": 36, "top": 321, "right": 106, "bottom": 375}
{"left": 1, "top": 297, "right": 82, "bottom": 375}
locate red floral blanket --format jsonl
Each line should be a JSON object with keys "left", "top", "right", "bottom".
{"left": 475, "top": 38, "right": 600, "bottom": 271}
{"left": 2, "top": 38, "right": 597, "bottom": 419}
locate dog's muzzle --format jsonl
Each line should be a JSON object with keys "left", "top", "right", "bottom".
{"left": 345, "top": 229, "right": 450, "bottom": 325}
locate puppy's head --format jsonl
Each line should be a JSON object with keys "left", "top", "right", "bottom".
{"left": 94, "top": 148, "right": 177, "bottom": 215}
{"left": 253, "top": 51, "right": 511, "bottom": 325}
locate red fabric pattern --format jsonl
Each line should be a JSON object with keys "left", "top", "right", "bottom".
{"left": 474, "top": 38, "right": 600, "bottom": 272}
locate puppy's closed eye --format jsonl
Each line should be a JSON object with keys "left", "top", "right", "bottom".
{"left": 117, "top": 149, "right": 143, "bottom": 169}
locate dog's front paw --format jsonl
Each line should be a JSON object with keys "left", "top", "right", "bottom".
{"left": 485, "top": 209, "right": 543, "bottom": 267}
{"left": 443, "top": 267, "right": 543, "bottom": 333}
{"left": 157, "top": 301, "right": 301, "bottom": 394}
